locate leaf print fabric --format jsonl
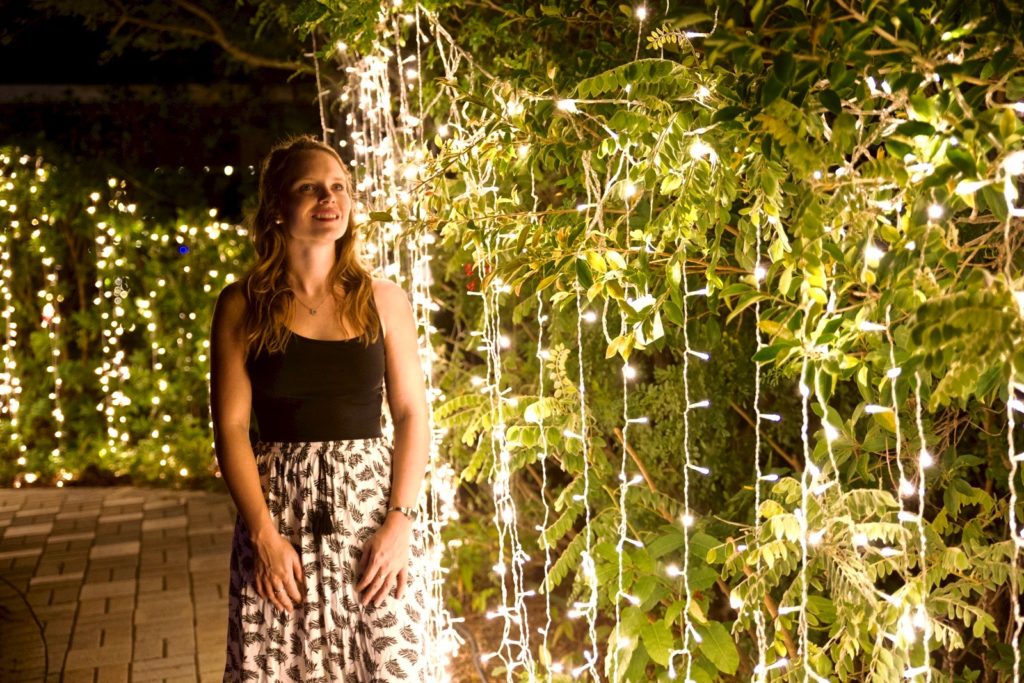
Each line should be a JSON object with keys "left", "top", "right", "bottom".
{"left": 223, "top": 437, "right": 428, "bottom": 682}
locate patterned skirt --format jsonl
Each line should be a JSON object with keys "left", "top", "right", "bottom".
{"left": 223, "top": 437, "right": 427, "bottom": 682}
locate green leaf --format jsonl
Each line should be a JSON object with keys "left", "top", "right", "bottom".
{"left": 606, "top": 250, "right": 628, "bottom": 270}
{"left": 639, "top": 619, "right": 674, "bottom": 667}
{"left": 819, "top": 88, "right": 841, "bottom": 115}
{"left": 752, "top": 341, "right": 795, "bottom": 362}
{"left": 872, "top": 409, "right": 897, "bottom": 434}
{"left": 773, "top": 52, "right": 795, "bottom": 84}
{"left": 575, "top": 258, "right": 594, "bottom": 289}
{"left": 894, "top": 121, "right": 935, "bottom": 137}
{"left": 762, "top": 73, "right": 786, "bottom": 106}
{"left": 697, "top": 621, "right": 740, "bottom": 674}
{"left": 946, "top": 147, "right": 977, "bottom": 176}
{"left": 647, "top": 529, "right": 686, "bottom": 560}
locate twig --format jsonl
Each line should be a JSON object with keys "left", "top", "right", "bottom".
{"left": 108, "top": 1, "right": 305, "bottom": 72}
{"left": 728, "top": 399, "right": 802, "bottom": 472}
{"left": 611, "top": 427, "right": 656, "bottom": 493}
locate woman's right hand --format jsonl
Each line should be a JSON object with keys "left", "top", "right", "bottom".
{"left": 250, "top": 524, "right": 306, "bottom": 613}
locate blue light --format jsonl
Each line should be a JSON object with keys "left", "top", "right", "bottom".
{"left": 178, "top": 245, "right": 189, "bottom": 255}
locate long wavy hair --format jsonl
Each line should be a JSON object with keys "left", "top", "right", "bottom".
{"left": 240, "top": 135, "right": 380, "bottom": 362}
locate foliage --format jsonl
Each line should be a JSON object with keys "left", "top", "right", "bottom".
{"left": 347, "top": 0, "right": 1024, "bottom": 680}
{"left": 0, "top": 146, "right": 251, "bottom": 488}
{"left": 4, "top": 0, "right": 1024, "bottom": 680}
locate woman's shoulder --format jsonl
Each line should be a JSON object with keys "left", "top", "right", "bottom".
{"left": 370, "top": 278, "right": 411, "bottom": 312}
{"left": 218, "top": 280, "right": 248, "bottom": 315}
{"left": 370, "top": 278, "right": 409, "bottom": 341}
{"left": 370, "top": 277, "right": 404, "bottom": 297}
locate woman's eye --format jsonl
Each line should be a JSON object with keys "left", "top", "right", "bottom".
{"left": 300, "top": 183, "right": 315, "bottom": 191}
{"left": 333, "top": 184, "right": 345, "bottom": 191}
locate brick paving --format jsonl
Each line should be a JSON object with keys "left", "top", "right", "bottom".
{"left": 0, "top": 486, "right": 236, "bottom": 682}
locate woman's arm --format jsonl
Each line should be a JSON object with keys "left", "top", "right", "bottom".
{"left": 355, "top": 278, "right": 430, "bottom": 606}
{"left": 377, "top": 278, "right": 431, "bottom": 514}
{"left": 209, "top": 281, "right": 303, "bottom": 612}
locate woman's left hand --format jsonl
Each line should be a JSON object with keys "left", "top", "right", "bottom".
{"left": 356, "top": 511, "right": 412, "bottom": 607}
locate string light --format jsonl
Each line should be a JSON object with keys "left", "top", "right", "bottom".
{"left": 798, "top": 351, "right": 813, "bottom": 679}
{"left": 665, "top": 257, "right": 704, "bottom": 683}
{"left": 1009, "top": 375, "right": 1023, "bottom": 680}
{"left": 332, "top": 9, "right": 462, "bottom": 674}
{"left": 0, "top": 154, "right": 27, "bottom": 476}
{"left": 750, "top": 212, "right": 770, "bottom": 681}
{"left": 534, "top": 289, "right": 555, "bottom": 683}
{"left": 882, "top": 305, "right": 916, "bottom": 656}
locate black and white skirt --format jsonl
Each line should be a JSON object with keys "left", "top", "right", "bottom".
{"left": 223, "top": 437, "right": 428, "bottom": 682}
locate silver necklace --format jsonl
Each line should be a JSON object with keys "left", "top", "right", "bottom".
{"left": 293, "top": 290, "right": 331, "bottom": 316}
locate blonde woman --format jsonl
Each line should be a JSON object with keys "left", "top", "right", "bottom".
{"left": 210, "top": 135, "right": 430, "bottom": 681}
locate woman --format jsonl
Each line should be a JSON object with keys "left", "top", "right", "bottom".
{"left": 210, "top": 135, "right": 431, "bottom": 681}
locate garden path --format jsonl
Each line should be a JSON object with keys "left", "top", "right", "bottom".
{"left": 0, "top": 486, "right": 234, "bottom": 682}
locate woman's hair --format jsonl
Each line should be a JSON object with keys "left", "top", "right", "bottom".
{"left": 239, "top": 134, "right": 380, "bottom": 362}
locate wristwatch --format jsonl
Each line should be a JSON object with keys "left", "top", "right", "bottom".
{"left": 388, "top": 505, "right": 418, "bottom": 522}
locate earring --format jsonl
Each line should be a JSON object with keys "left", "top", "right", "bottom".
{"left": 274, "top": 218, "right": 283, "bottom": 225}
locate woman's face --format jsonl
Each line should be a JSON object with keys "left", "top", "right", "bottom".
{"left": 278, "top": 150, "right": 352, "bottom": 240}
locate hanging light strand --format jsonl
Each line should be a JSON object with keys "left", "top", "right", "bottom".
{"left": 534, "top": 289, "right": 554, "bottom": 682}
{"left": 912, "top": 371, "right": 932, "bottom": 681}
{"left": 798, "top": 352, "right": 811, "bottom": 680}
{"left": 1008, "top": 374, "right": 1023, "bottom": 682}
{"left": 751, "top": 217, "right": 769, "bottom": 680}
{"left": 667, "top": 256, "right": 698, "bottom": 683}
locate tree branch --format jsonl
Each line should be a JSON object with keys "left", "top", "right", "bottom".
{"left": 107, "top": 1, "right": 306, "bottom": 72}
{"left": 612, "top": 427, "right": 657, "bottom": 494}
{"left": 728, "top": 399, "right": 802, "bottom": 472}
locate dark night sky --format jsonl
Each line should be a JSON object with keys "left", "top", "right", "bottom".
{"left": 0, "top": 5, "right": 321, "bottom": 219}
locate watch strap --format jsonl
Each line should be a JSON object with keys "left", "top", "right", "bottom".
{"left": 388, "top": 505, "right": 418, "bottom": 521}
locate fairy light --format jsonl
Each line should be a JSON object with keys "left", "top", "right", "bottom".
{"left": 571, "top": 240, "right": 599, "bottom": 677}
{"left": 797, "top": 351, "right": 812, "bottom": 678}
{"left": 612, "top": 104, "right": 642, "bottom": 676}
{"left": 665, "top": 257, "right": 701, "bottom": 683}
{"left": 883, "top": 305, "right": 912, "bottom": 592}
{"left": 2, "top": 4, "right": 1001, "bottom": 679}
{"left": 331, "top": 10, "right": 463, "bottom": 675}
{"left": 476, "top": 141, "right": 535, "bottom": 683}
{"left": 865, "top": 243, "right": 885, "bottom": 267}
{"left": 534, "top": 289, "right": 554, "bottom": 683}
{"left": 1009, "top": 375, "right": 1023, "bottom": 682}
{"left": 750, "top": 213, "right": 770, "bottom": 681}
{"left": 614, "top": 325, "right": 631, "bottom": 676}
{"left": 0, "top": 156, "right": 26, "bottom": 472}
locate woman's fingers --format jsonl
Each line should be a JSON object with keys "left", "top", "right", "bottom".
{"left": 394, "top": 568, "right": 407, "bottom": 601}
{"left": 254, "top": 559, "right": 302, "bottom": 611}
{"left": 255, "top": 573, "right": 267, "bottom": 602}
{"left": 368, "top": 571, "right": 394, "bottom": 607}
{"left": 251, "top": 533, "right": 309, "bottom": 613}
{"left": 259, "top": 573, "right": 284, "bottom": 611}
{"left": 290, "top": 549, "right": 306, "bottom": 602}
{"left": 355, "top": 550, "right": 385, "bottom": 592}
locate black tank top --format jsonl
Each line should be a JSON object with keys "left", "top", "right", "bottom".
{"left": 246, "top": 313, "right": 385, "bottom": 443}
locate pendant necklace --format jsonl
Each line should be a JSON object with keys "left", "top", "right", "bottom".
{"left": 293, "top": 290, "right": 331, "bottom": 316}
